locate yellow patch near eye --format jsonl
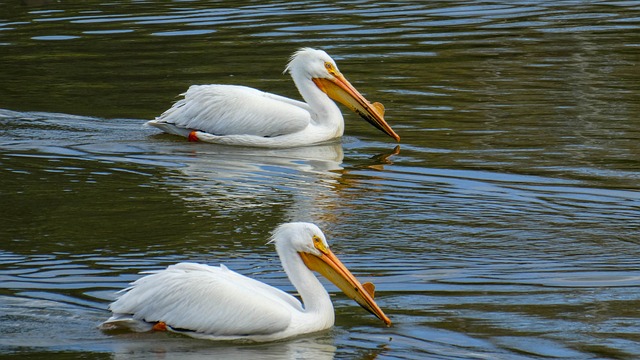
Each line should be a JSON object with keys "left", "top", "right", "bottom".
{"left": 312, "top": 235, "right": 328, "bottom": 253}
{"left": 324, "top": 62, "right": 337, "bottom": 75}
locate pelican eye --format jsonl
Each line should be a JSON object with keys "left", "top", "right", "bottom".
{"left": 312, "top": 235, "right": 328, "bottom": 253}
{"left": 324, "top": 62, "right": 336, "bottom": 74}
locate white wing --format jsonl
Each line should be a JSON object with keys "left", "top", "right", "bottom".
{"left": 107, "top": 262, "right": 302, "bottom": 336}
{"left": 152, "top": 85, "right": 312, "bottom": 137}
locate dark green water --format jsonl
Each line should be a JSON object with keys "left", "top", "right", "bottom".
{"left": 1, "top": 1, "right": 639, "bottom": 359}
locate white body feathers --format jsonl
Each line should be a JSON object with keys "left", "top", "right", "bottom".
{"left": 101, "top": 223, "right": 337, "bottom": 342}
{"left": 146, "top": 48, "right": 352, "bottom": 148}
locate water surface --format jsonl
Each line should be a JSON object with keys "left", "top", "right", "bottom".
{"left": 1, "top": 1, "right": 640, "bottom": 359}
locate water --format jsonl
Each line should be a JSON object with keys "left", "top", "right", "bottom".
{"left": 1, "top": 1, "right": 640, "bottom": 359}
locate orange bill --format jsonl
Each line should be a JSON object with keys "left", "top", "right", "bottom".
{"left": 313, "top": 75, "right": 400, "bottom": 142}
{"left": 299, "top": 247, "right": 391, "bottom": 326}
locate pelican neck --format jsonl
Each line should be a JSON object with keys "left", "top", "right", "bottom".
{"left": 290, "top": 73, "right": 343, "bottom": 128}
{"left": 276, "top": 244, "right": 334, "bottom": 315}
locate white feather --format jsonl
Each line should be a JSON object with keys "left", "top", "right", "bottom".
{"left": 107, "top": 262, "right": 296, "bottom": 335}
{"left": 152, "top": 85, "right": 311, "bottom": 137}
{"left": 101, "top": 223, "right": 338, "bottom": 342}
{"left": 145, "top": 48, "right": 349, "bottom": 148}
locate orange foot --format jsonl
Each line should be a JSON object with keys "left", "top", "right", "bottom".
{"left": 188, "top": 131, "right": 199, "bottom": 142}
{"left": 152, "top": 321, "right": 168, "bottom": 331}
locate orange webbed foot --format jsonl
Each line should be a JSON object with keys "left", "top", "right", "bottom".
{"left": 188, "top": 131, "right": 199, "bottom": 142}
{"left": 152, "top": 321, "right": 168, "bottom": 331}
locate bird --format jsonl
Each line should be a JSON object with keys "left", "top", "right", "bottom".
{"left": 145, "top": 48, "right": 400, "bottom": 148}
{"left": 100, "top": 222, "right": 391, "bottom": 342}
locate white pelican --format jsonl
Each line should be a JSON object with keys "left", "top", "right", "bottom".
{"left": 101, "top": 222, "right": 391, "bottom": 342}
{"left": 146, "top": 48, "right": 400, "bottom": 148}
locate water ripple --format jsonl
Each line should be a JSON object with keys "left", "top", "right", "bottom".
{"left": 2, "top": 1, "right": 640, "bottom": 358}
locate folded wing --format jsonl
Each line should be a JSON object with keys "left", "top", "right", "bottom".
{"left": 150, "top": 85, "right": 311, "bottom": 137}
{"left": 106, "top": 262, "right": 302, "bottom": 336}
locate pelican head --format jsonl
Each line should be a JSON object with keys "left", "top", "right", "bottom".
{"left": 285, "top": 48, "right": 400, "bottom": 142}
{"left": 271, "top": 222, "right": 392, "bottom": 326}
